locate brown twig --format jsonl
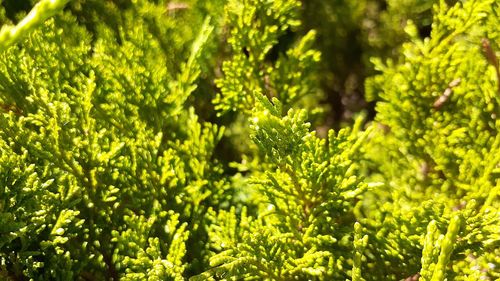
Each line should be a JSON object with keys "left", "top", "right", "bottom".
{"left": 403, "top": 272, "right": 420, "bottom": 281}
{"left": 433, "top": 78, "right": 461, "bottom": 109}
{"left": 0, "top": 103, "right": 23, "bottom": 116}
{"left": 481, "top": 38, "right": 500, "bottom": 94}
{"left": 166, "top": 2, "right": 189, "bottom": 12}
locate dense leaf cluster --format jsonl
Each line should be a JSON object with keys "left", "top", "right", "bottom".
{"left": 0, "top": 0, "right": 498, "bottom": 280}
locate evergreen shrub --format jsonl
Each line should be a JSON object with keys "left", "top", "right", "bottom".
{"left": 0, "top": 0, "right": 498, "bottom": 280}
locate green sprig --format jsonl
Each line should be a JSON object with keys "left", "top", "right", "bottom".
{"left": 0, "top": 0, "right": 70, "bottom": 50}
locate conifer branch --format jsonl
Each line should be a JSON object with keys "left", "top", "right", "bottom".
{"left": 431, "top": 215, "right": 462, "bottom": 281}
{"left": 352, "top": 222, "right": 368, "bottom": 281}
{"left": 0, "top": 0, "right": 70, "bottom": 50}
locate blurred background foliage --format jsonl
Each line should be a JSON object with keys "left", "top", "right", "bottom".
{"left": 302, "top": 0, "right": 441, "bottom": 127}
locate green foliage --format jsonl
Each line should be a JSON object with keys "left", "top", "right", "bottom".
{"left": 361, "top": 0, "right": 500, "bottom": 279}
{"left": 0, "top": 1, "right": 226, "bottom": 279}
{"left": 0, "top": 0, "right": 499, "bottom": 280}
{"left": 213, "top": 0, "right": 319, "bottom": 115}
{"left": 194, "top": 96, "right": 370, "bottom": 280}
{"left": 0, "top": 0, "right": 69, "bottom": 50}
{"left": 212, "top": 0, "right": 324, "bottom": 180}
